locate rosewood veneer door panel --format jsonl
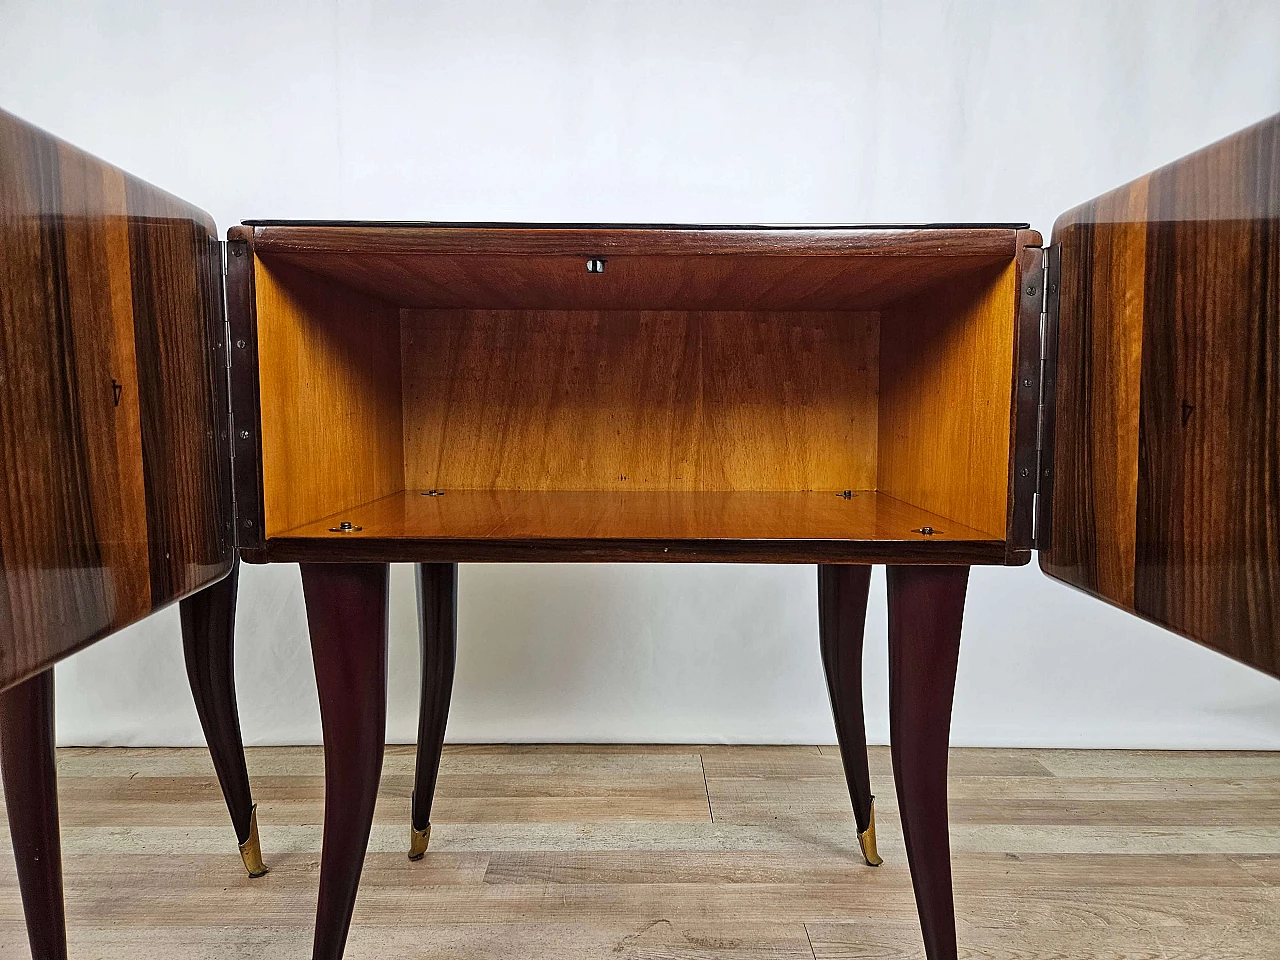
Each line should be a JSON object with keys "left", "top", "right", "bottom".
{"left": 0, "top": 108, "right": 232, "bottom": 690}
{"left": 1042, "top": 113, "right": 1280, "bottom": 678}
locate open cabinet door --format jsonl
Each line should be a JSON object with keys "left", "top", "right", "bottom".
{"left": 1041, "top": 113, "right": 1280, "bottom": 679}
{"left": 0, "top": 108, "right": 233, "bottom": 691}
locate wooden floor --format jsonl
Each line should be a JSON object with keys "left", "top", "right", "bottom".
{"left": 2, "top": 745, "right": 1279, "bottom": 959}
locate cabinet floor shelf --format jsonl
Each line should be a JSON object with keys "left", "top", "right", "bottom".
{"left": 261, "top": 490, "right": 1005, "bottom": 564}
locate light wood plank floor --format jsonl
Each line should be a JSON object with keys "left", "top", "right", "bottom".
{"left": 2, "top": 745, "right": 1278, "bottom": 959}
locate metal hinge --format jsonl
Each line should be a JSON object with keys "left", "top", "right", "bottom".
{"left": 1032, "top": 243, "right": 1061, "bottom": 549}
{"left": 216, "top": 240, "right": 239, "bottom": 547}
{"left": 218, "top": 241, "right": 231, "bottom": 369}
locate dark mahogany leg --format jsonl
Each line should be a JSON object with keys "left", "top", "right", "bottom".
{"left": 409, "top": 562, "right": 457, "bottom": 860}
{"left": 179, "top": 554, "right": 267, "bottom": 877}
{"left": 302, "top": 563, "right": 389, "bottom": 960}
{"left": 0, "top": 669, "right": 67, "bottom": 960}
{"left": 886, "top": 564, "right": 969, "bottom": 960}
{"left": 817, "top": 563, "right": 881, "bottom": 865}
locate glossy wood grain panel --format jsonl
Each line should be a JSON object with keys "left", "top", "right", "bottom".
{"left": 1042, "top": 113, "right": 1280, "bottom": 678}
{"left": 402, "top": 309, "right": 879, "bottom": 493}
{"left": 877, "top": 259, "right": 1019, "bottom": 539}
{"left": 254, "top": 258, "right": 403, "bottom": 537}
{"left": 0, "top": 108, "right": 230, "bottom": 691}
{"left": 261, "top": 490, "right": 1004, "bottom": 564}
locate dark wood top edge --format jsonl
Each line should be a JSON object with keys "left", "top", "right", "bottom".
{"left": 0, "top": 107, "right": 217, "bottom": 235}
{"left": 1052, "top": 111, "right": 1280, "bottom": 237}
{"left": 246, "top": 225, "right": 1020, "bottom": 258}
{"left": 253, "top": 537, "right": 1009, "bottom": 565}
{"left": 243, "top": 220, "right": 1030, "bottom": 230}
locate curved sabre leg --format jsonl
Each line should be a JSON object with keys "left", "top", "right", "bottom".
{"left": 887, "top": 564, "right": 968, "bottom": 960}
{"left": 409, "top": 562, "right": 457, "bottom": 860}
{"left": 303, "top": 562, "right": 389, "bottom": 960}
{"left": 818, "top": 563, "right": 880, "bottom": 865}
{"left": 0, "top": 669, "right": 68, "bottom": 960}
{"left": 180, "top": 555, "right": 267, "bottom": 877}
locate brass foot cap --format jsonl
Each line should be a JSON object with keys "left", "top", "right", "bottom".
{"left": 408, "top": 823, "right": 432, "bottom": 861}
{"left": 239, "top": 805, "right": 269, "bottom": 878}
{"left": 858, "top": 799, "right": 883, "bottom": 867}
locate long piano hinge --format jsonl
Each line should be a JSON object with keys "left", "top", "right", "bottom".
{"left": 1032, "top": 243, "right": 1061, "bottom": 550}
{"left": 216, "top": 240, "right": 239, "bottom": 550}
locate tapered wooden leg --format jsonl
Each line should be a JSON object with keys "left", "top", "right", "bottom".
{"left": 180, "top": 555, "right": 266, "bottom": 877}
{"left": 887, "top": 564, "right": 968, "bottom": 960}
{"left": 0, "top": 669, "right": 67, "bottom": 960}
{"left": 817, "top": 563, "right": 880, "bottom": 865}
{"left": 409, "top": 562, "right": 457, "bottom": 860}
{"left": 302, "top": 563, "right": 389, "bottom": 960}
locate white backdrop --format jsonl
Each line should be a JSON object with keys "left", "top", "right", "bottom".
{"left": 3, "top": 0, "right": 1279, "bottom": 748}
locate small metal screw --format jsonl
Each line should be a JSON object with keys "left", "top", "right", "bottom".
{"left": 232, "top": 246, "right": 244, "bottom": 258}
{"left": 1026, "top": 285, "right": 1037, "bottom": 296}
{"left": 1020, "top": 467, "right": 1030, "bottom": 478}
{"left": 242, "top": 518, "right": 254, "bottom": 529}
{"left": 840, "top": 490, "right": 853, "bottom": 499}
{"left": 916, "top": 526, "right": 936, "bottom": 536}
{"left": 235, "top": 339, "right": 247, "bottom": 349}
{"left": 329, "top": 521, "right": 363, "bottom": 533}
{"left": 586, "top": 258, "right": 606, "bottom": 273}
{"left": 422, "top": 489, "right": 445, "bottom": 497}
{"left": 1022, "top": 377, "right": 1033, "bottom": 388}
{"left": 239, "top": 429, "right": 250, "bottom": 440}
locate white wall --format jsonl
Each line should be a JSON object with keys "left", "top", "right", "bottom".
{"left": 3, "top": 0, "right": 1279, "bottom": 749}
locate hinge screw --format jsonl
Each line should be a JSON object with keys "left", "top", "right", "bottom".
{"left": 422, "top": 489, "right": 445, "bottom": 496}
{"left": 242, "top": 518, "right": 254, "bottom": 529}
{"left": 1022, "top": 377, "right": 1033, "bottom": 388}
{"left": 1021, "top": 467, "right": 1030, "bottom": 478}
{"left": 329, "top": 520, "right": 362, "bottom": 532}
{"left": 1026, "top": 285, "right": 1037, "bottom": 296}
{"left": 239, "top": 429, "right": 250, "bottom": 440}
{"left": 235, "top": 339, "right": 247, "bottom": 349}
{"left": 586, "top": 258, "right": 606, "bottom": 273}
{"left": 839, "top": 490, "right": 853, "bottom": 499}
{"left": 916, "top": 526, "right": 936, "bottom": 536}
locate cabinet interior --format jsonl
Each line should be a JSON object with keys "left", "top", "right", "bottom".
{"left": 249, "top": 232, "right": 1018, "bottom": 549}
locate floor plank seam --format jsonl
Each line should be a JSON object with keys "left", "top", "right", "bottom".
{"left": 803, "top": 921, "right": 819, "bottom": 960}
{"left": 700, "top": 753, "right": 715, "bottom": 823}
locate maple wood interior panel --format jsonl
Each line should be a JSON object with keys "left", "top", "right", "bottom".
{"left": 0, "top": 108, "right": 230, "bottom": 691}
{"left": 402, "top": 309, "right": 880, "bottom": 493}
{"left": 248, "top": 226, "right": 1024, "bottom": 558}
{"left": 1042, "top": 114, "right": 1280, "bottom": 679}
{"left": 877, "top": 260, "right": 1019, "bottom": 539}
{"left": 254, "top": 258, "right": 403, "bottom": 538}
